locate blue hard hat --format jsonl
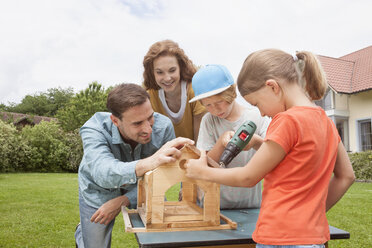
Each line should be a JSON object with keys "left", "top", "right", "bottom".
{"left": 189, "top": 64, "right": 234, "bottom": 103}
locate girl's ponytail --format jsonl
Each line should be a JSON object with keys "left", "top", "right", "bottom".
{"left": 296, "top": 51, "right": 328, "bottom": 100}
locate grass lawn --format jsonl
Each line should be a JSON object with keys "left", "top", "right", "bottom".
{"left": 0, "top": 173, "right": 370, "bottom": 247}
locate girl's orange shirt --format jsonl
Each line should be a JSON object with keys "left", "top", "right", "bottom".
{"left": 253, "top": 106, "right": 340, "bottom": 245}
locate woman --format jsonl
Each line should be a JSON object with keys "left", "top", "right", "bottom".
{"left": 143, "top": 40, "right": 206, "bottom": 141}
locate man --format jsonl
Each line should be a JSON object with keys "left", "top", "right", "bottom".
{"left": 74, "top": 83, "right": 193, "bottom": 247}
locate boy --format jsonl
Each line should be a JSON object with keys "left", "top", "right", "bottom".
{"left": 189, "top": 64, "right": 270, "bottom": 209}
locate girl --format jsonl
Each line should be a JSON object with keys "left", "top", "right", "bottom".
{"left": 143, "top": 40, "right": 206, "bottom": 141}
{"left": 185, "top": 49, "right": 355, "bottom": 247}
{"left": 190, "top": 64, "right": 270, "bottom": 209}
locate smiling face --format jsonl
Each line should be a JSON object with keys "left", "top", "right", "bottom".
{"left": 153, "top": 55, "right": 181, "bottom": 93}
{"left": 201, "top": 95, "right": 234, "bottom": 120}
{"left": 111, "top": 99, "right": 155, "bottom": 145}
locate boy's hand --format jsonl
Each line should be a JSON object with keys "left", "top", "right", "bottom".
{"left": 243, "top": 134, "right": 263, "bottom": 151}
{"left": 220, "top": 131, "right": 234, "bottom": 147}
{"left": 185, "top": 149, "right": 209, "bottom": 180}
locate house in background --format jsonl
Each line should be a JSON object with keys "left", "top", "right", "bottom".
{"left": 317, "top": 45, "right": 372, "bottom": 152}
{"left": 0, "top": 112, "right": 57, "bottom": 129}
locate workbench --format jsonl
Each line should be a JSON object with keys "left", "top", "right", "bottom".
{"left": 125, "top": 208, "right": 350, "bottom": 248}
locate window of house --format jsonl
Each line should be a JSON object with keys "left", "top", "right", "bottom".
{"left": 358, "top": 119, "right": 372, "bottom": 151}
{"left": 314, "top": 89, "right": 332, "bottom": 110}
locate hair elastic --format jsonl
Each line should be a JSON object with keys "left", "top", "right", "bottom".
{"left": 292, "top": 54, "right": 298, "bottom": 61}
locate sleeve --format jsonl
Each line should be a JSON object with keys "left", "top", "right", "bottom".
{"left": 163, "top": 116, "right": 176, "bottom": 142}
{"left": 123, "top": 185, "right": 137, "bottom": 209}
{"left": 80, "top": 126, "right": 137, "bottom": 189}
{"left": 258, "top": 116, "right": 271, "bottom": 138}
{"left": 196, "top": 114, "right": 216, "bottom": 151}
{"left": 264, "top": 114, "right": 298, "bottom": 154}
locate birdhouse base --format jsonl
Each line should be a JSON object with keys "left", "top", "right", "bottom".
{"left": 122, "top": 203, "right": 236, "bottom": 232}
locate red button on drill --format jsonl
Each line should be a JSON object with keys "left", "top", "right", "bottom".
{"left": 239, "top": 131, "right": 247, "bottom": 140}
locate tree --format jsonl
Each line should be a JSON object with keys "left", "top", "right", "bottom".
{"left": 56, "top": 82, "right": 110, "bottom": 131}
{"left": 3, "top": 87, "right": 74, "bottom": 117}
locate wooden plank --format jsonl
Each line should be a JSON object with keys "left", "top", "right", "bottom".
{"left": 164, "top": 204, "right": 201, "bottom": 216}
{"left": 186, "top": 144, "right": 220, "bottom": 168}
{"left": 151, "top": 195, "right": 165, "bottom": 223}
{"left": 203, "top": 183, "right": 220, "bottom": 224}
{"left": 121, "top": 206, "right": 133, "bottom": 232}
{"left": 145, "top": 172, "right": 153, "bottom": 224}
{"left": 129, "top": 222, "right": 235, "bottom": 232}
{"left": 182, "top": 181, "right": 196, "bottom": 203}
{"left": 137, "top": 177, "right": 145, "bottom": 207}
{"left": 164, "top": 214, "right": 204, "bottom": 222}
{"left": 220, "top": 213, "right": 237, "bottom": 229}
{"left": 137, "top": 207, "right": 148, "bottom": 227}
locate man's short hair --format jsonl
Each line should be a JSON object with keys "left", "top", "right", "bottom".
{"left": 107, "top": 83, "right": 150, "bottom": 119}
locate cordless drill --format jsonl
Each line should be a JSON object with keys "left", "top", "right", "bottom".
{"left": 218, "top": 121, "right": 257, "bottom": 167}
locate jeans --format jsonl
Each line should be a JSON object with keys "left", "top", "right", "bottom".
{"left": 75, "top": 192, "right": 115, "bottom": 248}
{"left": 256, "top": 244, "right": 325, "bottom": 248}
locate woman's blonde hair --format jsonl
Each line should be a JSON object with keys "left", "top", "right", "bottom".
{"left": 237, "top": 49, "right": 327, "bottom": 101}
{"left": 143, "top": 40, "right": 196, "bottom": 90}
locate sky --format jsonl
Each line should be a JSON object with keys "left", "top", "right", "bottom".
{"left": 1, "top": 0, "right": 371, "bottom": 104}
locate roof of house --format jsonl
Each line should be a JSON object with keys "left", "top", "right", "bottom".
{"left": 0, "top": 112, "right": 57, "bottom": 125}
{"left": 318, "top": 45, "right": 372, "bottom": 94}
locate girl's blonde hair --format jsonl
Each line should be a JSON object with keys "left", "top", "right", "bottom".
{"left": 237, "top": 49, "right": 327, "bottom": 101}
{"left": 143, "top": 40, "right": 196, "bottom": 90}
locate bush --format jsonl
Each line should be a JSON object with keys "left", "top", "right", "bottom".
{"left": 349, "top": 150, "right": 372, "bottom": 181}
{"left": 0, "top": 121, "right": 32, "bottom": 172}
{"left": 60, "top": 129, "right": 83, "bottom": 172}
{"left": 20, "top": 121, "right": 83, "bottom": 172}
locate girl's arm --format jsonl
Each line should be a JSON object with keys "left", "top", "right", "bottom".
{"left": 185, "top": 140, "right": 285, "bottom": 187}
{"left": 193, "top": 112, "right": 206, "bottom": 142}
{"left": 326, "top": 142, "right": 355, "bottom": 211}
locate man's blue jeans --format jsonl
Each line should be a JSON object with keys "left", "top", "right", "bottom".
{"left": 75, "top": 192, "right": 115, "bottom": 248}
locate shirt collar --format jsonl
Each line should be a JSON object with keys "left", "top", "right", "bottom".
{"left": 112, "top": 124, "right": 124, "bottom": 144}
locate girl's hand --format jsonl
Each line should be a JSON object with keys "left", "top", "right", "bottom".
{"left": 185, "top": 149, "right": 209, "bottom": 180}
{"left": 243, "top": 134, "right": 264, "bottom": 151}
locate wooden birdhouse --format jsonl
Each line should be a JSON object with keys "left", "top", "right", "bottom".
{"left": 122, "top": 144, "right": 237, "bottom": 232}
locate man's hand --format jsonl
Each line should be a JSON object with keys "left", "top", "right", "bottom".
{"left": 185, "top": 149, "right": 210, "bottom": 181}
{"left": 136, "top": 137, "right": 194, "bottom": 177}
{"left": 90, "top": 195, "right": 130, "bottom": 225}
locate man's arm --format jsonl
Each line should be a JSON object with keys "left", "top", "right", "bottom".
{"left": 90, "top": 137, "right": 194, "bottom": 225}
{"left": 91, "top": 195, "right": 130, "bottom": 225}
{"left": 80, "top": 126, "right": 138, "bottom": 188}
{"left": 135, "top": 137, "right": 195, "bottom": 176}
